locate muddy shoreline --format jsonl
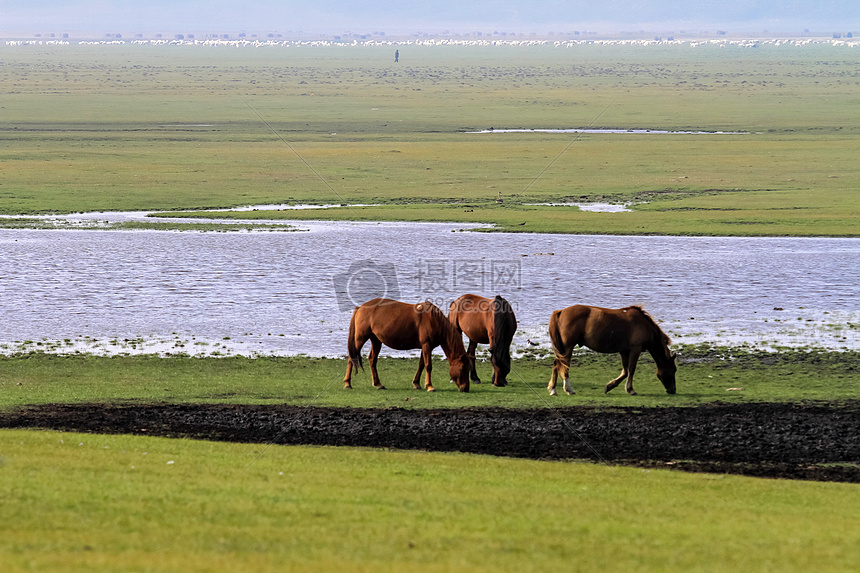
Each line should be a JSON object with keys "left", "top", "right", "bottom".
{"left": 3, "top": 401, "right": 859, "bottom": 483}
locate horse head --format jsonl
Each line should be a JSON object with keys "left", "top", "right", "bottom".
{"left": 449, "top": 353, "right": 472, "bottom": 392}
{"left": 657, "top": 352, "right": 678, "bottom": 394}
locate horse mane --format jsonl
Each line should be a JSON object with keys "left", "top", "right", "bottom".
{"left": 418, "top": 300, "right": 445, "bottom": 325}
{"left": 419, "top": 301, "right": 466, "bottom": 356}
{"left": 625, "top": 305, "right": 672, "bottom": 350}
{"left": 491, "top": 295, "right": 515, "bottom": 368}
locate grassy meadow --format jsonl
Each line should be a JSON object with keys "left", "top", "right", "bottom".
{"left": 1, "top": 42, "right": 859, "bottom": 235}
{"left": 1, "top": 348, "right": 859, "bottom": 409}
{"left": 2, "top": 428, "right": 858, "bottom": 573}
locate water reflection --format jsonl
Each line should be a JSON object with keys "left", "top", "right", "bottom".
{"left": 0, "top": 222, "right": 857, "bottom": 356}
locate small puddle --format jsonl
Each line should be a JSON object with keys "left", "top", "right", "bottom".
{"left": 527, "top": 202, "right": 633, "bottom": 212}
{"left": 468, "top": 128, "right": 751, "bottom": 135}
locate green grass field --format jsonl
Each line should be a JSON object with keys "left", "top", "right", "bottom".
{"left": 2, "top": 43, "right": 859, "bottom": 235}
{"left": 1, "top": 349, "right": 859, "bottom": 409}
{"left": 1, "top": 351, "right": 859, "bottom": 572}
{"left": 2, "top": 429, "right": 858, "bottom": 573}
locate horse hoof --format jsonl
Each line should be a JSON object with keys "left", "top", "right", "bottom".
{"left": 344, "top": 385, "right": 353, "bottom": 390}
{"left": 548, "top": 389, "right": 558, "bottom": 396}
{"left": 627, "top": 390, "right": 637, "bottom": 396}
{"left": 426, "top": 387, "right": 436, "bottom": 393}
{"left": 565, "top": 390, "right": 576, "bottom": 395}
{"left": 376, "top": 385, "right": 387, "bottom": 390}
{"left": 472, "top": 380, "right": 482, "bottom": 384}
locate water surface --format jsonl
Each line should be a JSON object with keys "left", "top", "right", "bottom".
{"left": 1, "top": 221, "right": 857, "bottom": 356}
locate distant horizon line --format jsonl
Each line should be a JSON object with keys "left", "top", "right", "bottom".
{"left": 2, "top": 27, "right": 856, "bottom": 41}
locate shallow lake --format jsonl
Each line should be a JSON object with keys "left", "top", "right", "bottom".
{"left": 1, "top": 220, "right": 858, "bottom": 357}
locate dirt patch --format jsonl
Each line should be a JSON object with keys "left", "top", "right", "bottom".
{"left": 2, "top": 401, "right": 859, "bottom": 483}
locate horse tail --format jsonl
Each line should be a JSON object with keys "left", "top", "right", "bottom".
{"left": 491, "top": 296, "right": 515, "bottom": 373}
{"left": 548, "top": 309, "right": 566, "bottom": 358}
{"left": 347, "top": 308, "right": 363, "bottom": 371}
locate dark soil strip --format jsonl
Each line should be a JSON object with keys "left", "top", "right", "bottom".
{"left": 2, "top": 402, "right": 859, "bottom": 483}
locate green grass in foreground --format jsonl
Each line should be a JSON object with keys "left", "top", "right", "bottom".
{"left": 1, "top": 429, "right": 858, "bottom": 572}
{"left": 2, "top": 349, "right": 857, "bottom": 571}
{"left": 1, "top": 348, "right": 857, "bottom": 410}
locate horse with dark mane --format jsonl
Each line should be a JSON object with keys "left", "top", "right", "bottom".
{"left": 344, "top": 298, "right": 471, "bottom": 392}
{"left": 547, "top": 305, "right": 677, "bottom": 396}
{"left": 448, "top": 294, "right": 517, "bottom": 387}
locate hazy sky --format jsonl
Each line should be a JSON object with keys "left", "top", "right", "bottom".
{"left": 1, "top": 0, "right": 856, "bottom": 36}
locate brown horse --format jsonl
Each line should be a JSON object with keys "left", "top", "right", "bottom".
{"left": 448, "top": 294, "right": 517, "bottom": 387}
{"left": 344, "top": 298, "right": 471, "bottom": 392}
{"left": 547, "top": 305, "right": 677, "bottom": 396}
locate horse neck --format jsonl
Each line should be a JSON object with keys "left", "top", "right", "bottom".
{"left": 647, "top": 339, "right": 672, "bottom": 367}
{"left": 637, "top": 310, "right": 671, "bottom": 366}
{"left": 439, "top": 316, "right": 466, "bottom": 360}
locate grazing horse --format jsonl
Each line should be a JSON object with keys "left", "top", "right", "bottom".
{"left": 547, "top": 305, "right": 677, "bottom": 396}
{"left": 344, "top": 298, "right": 471, "bottom": 392}
{"left": 448, "top": 294, "right": 517, "bottom": 387}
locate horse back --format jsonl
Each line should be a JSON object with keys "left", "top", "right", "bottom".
{"left": 353, "top": 299, "right": 418, "bottom": 349}
{"left": 359, "top": 298, "right": 448, "bottom": 350}
{"left": 556, "top": 305, "right": 655, "bottom": 353}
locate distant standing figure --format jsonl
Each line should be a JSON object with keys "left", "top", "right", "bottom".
{"left": 394, "top": 49, "right": 399, "bottom": 62}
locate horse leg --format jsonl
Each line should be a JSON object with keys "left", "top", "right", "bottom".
{"left": 549, "top": 350, "right": 573, "bottom": 396}
{"left": 548, "top": 360, "right": 559, "bottom": 396}
{"left": 467, "top": 339, "right": 481, "bottom": 383}
{"left": 411, "top": 358, "right": 424, "bottom": 390}
{"left": 562, "top": 355, "right": 574, "bottom": 395}
{"left": 343, "top": 359, "right": 354, "bottom": 389}
{"left": 344, "top": 332, "right": 367, "bottom": 389}
{"left": 368, "top": 337, "right": 386, "bottom": 390}
{"left": 605, "top": 351, "right": 629, "bottom": 394}
{"left": 624, "top": 348, "right": 641, "bottom": 395}
{"left": 421, "top": 345, "right": 436, "bottom": 392}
